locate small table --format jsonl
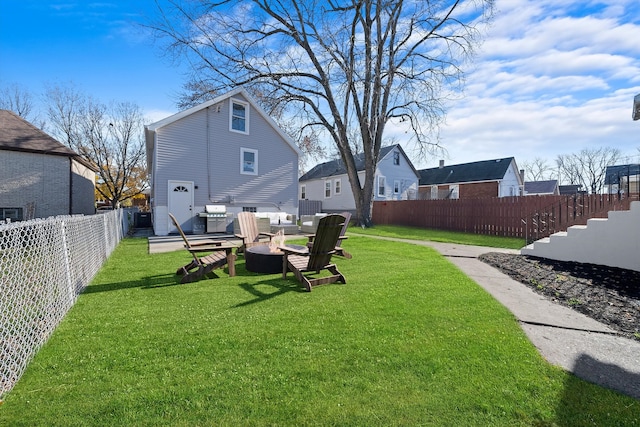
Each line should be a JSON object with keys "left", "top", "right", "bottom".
{"left": 245, "top": 244, "right": 307, "bottom": 274}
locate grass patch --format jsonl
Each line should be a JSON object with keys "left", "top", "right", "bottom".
{"left": 1, "top": 237, "right": 637, "bottom": 426}
{"left": 351, "top": 224, "right": 525, "bottom": 249}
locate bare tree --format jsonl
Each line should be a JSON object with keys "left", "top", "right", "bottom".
{"left": 0, "top": 82, "right": 40, "bottom": 125}
{"left": 556, "top": 147, "right": 621, "bottom": 194}
{"left": 149, "top": 0, "right": 494, "bottom": 226}
{"left": 521, "top": 157, "right": 555, "bottom": 182}
{"left": 44, "top": 84, "right": 148, "bottom": 208}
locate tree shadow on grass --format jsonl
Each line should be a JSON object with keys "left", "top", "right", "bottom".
{"left": 554, "top": 353, "right": 640, "bottom": 425}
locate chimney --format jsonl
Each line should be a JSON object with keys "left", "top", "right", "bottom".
{"left": 439, "top": 160, "right": 445, "bottom": 169}
{"left": 519, "top": 169, "right": 525, "bottom": 181}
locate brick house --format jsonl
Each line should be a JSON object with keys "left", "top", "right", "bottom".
{"left": 0, "top": 110, "right": 97, "bottom": 221}
{"left": 418, "top": 157, "right": 523, "bottom": 199}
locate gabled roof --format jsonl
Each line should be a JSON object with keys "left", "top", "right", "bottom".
{"left": 0, "top": 110, "right": 98, "bottom": 172}
{"left": 299, "top": 144, "right": 417, "bottom": 181}
{"left": 418, "top": 157, "right": 516, "bottom": 186}
{"left": 144, "top": 87, "right": 301, "bottom": 163}
{"left": 0, "top": 109, "right": 77, "bottom": 156}
{"left": 524, "top": 180, "right": 558, "bottom": 194}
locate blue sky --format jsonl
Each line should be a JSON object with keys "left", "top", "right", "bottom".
{"left": 1, "top": 0, "right": 639, "bottom": 171}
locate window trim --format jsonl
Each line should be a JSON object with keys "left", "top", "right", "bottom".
{"left": 240, "top": 147, "right": 258, "bottom": 175}
{"left": 431, "top": 185, "right": 438, "bottom": 199}
{"left": 0, "top": 207, "right": 23, "bottom": 222}
{"left": 393, "top": 180, "right": 401, "bottom": 194}
{"left": 449, "top": 184, "right": 460, "bottom": 199}
{"left": 334, "top": 178, "right": 341, "bottom": 195}
{"left": 300, "top": 184, "right": 306, "bottom": 200}
{"left": 324, "top": 180, "right": 332, "bottom": 198}
{"left": 230, "top": 99, "right": 249, "bottom": 134}
{"left": 377, "top": 175, "right": 386, "bottom": 197}
{"left": 393, "top": 151, "right": 400, "bottom": 165}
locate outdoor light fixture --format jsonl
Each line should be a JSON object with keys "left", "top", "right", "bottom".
{"left": 633, "top": 93, "right": 640, "bottom": 121}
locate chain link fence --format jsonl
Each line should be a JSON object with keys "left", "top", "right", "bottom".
{"left": 0, "top": 209, "right": 124, "bottom": 398}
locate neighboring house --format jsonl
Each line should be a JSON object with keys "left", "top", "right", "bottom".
{"left": 0, "top": 109, "right": 97, "bottom": 221}
{"left": 524, "top": 179, "right": 559, "bottom": 196}
{"left": 298, "top": 144, "right": 419, "bottom": 212}
{"left": 145, "top": 88, "right": 300, "bottom": 236}
{"left": 604, "top": 163, "right": 640, "bottom": 197}
{"left": 418, "top": 157, "right": 523, "bottom": 199}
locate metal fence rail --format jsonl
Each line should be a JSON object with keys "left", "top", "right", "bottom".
{"left": 0, "top": 210, "right": 123, "bottom": 398}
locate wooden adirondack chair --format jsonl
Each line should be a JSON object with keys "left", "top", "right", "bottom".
{"left": 306, "top": 211, "right": 352, "bottom": 258}
{"left": 169, "top": 213, "right": 237, "bottom": 283}
{"left": 234, "top": 212, "right": 275, "bottom": 254}
{"left": 281, "top": 214, "right": 346, "bottom": 292}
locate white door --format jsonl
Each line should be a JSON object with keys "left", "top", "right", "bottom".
{"left": 168, "top": 180, "right": 194, "bottom": 233}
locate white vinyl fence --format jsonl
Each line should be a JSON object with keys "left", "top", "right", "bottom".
{"left": 0, "top": 210, "right": 124, "bottom": 398}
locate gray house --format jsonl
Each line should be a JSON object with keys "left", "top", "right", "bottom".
{"left": 299, "top": 144, "right": 419, "bottom": 212}
{"left": 145, "top": 88, "right": 300, "bottom": 236}
{"left": 0, "top": 109, "right": 97, "bottom": 221}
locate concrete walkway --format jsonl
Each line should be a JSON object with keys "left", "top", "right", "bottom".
{"left": 144, "top": 230, "right": 640, "bottom": 400}
{"left": 354, "top": 235, "right": 640, "bottom": 401}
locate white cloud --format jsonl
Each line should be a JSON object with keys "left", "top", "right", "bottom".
{"left": 413, "top": 0, "right": 640, "bottom": 170}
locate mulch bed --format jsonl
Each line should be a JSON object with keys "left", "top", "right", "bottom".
{"left": 478, "top": 252, "right": 640, "bottom": 341}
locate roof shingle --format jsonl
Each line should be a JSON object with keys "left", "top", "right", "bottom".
{"left": 418, "top": 157, "right": 515, "bottom": 186}
{"left": 0, "top": 109, "right": 78, "bottom": 156}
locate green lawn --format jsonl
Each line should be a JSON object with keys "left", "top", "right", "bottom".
{"left": 351, "top": 224, "right": 526, "bottom": 249}
{"left": 0, "top": 235, "right": 637, "bottom": 426}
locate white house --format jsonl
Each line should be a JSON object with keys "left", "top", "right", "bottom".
{"left": 299, "top": 144, "right": 419, "bottom": 212}
{"left": 145, "top": 88, "right": 301, "bottom": 236}
{"left": 418, "top": 157, "right": 523, "bottom": 199}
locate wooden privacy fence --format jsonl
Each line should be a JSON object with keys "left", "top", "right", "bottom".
{"left": 372, "top": 194, "right": 632, "bottom": 243}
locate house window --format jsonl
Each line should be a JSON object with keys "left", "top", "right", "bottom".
{"left": 0, "top": 207, "right": 23, "bottom": 222}
{"left": 393, "top": 151, "right": 400, "bottom": 165}
{"left": 430, "top": 185, "right": 438, "bottom": 200}
{"left": 334, "top": 179, "right": 341, "bottom": 195}
{"left": 394, "top": 180, "right": 401, "bottom": 194}
{"left": 449, "top": 184, "right": 459, "bottom": 199}
{"left": 243, "top": 207, "right": 257, "bottom": 212}
{"left": 377, "top": 176, "right": 386, "bottom": 197}
{"left": 325, "top": 180, "right": 331, "bottom": 198}
{"left": 300, "top": 185, "right": 306, "bottom": 200}
{"left": 240, "top": 148, "right": 258, "bottom": 175}
{"left": 230, "top": 99, "right": 249, "bottom": 133}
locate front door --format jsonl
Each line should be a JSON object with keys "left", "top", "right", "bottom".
{"left": 168, "top": 180, "right": 194, "bottom": 233}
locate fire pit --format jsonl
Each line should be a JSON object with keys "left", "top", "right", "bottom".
{"left": 245, "top": 244, "right": 307, "bottom": 274}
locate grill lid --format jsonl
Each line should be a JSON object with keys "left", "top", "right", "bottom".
{"left": 205, "top": 204, "right": 226, "bottom": 213}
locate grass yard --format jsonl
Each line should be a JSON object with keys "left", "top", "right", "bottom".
{"left": 351, "top": 224, "right": 526, "bottom": 249}
{"left": 0, "top": 235, "right": 638, "bottom": 426}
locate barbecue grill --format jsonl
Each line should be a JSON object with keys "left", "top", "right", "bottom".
{"left": 198, "top": 204, "right": 227, "bottom": 233}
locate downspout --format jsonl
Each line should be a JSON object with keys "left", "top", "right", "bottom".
{"left": 207, "top": 106, "right": 213, "bottom": 202}
{"left": 68, "top": 157, "right": 73, "bottom": 215}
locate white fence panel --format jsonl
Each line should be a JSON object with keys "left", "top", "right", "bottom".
{"left": 0, "top": 210, "right": 123, "bottom": 398}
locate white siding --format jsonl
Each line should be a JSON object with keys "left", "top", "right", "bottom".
{"left": 498, "top": 160, "right": 523, "bottom": 197}
{"left": 375, "top": 148, "right": 419, "bottom": 201}
{"left": 300, "top": 146, "right": 419, "bottom": 210}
